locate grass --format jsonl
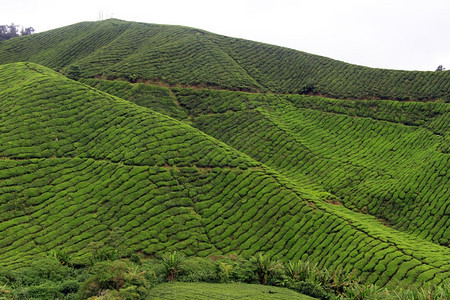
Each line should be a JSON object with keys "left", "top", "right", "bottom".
{"left": 147, "top": 282, "right": 316, "bottom": 299}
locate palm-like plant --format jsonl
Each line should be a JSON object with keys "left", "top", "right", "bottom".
{"left": 161, "top": 251, "right": 185, "bottom": 281}
{"left": 284, "top": 260, "right": 358, "bottom": 296}
{"left": 48, "top": 248, "right": 73, "bottom": 267}
{"left": 284, "top": 260, "right": 301, "bottom": 279}
{"left": 343, "top": 281, "right": 387, "bottom": 300}
{"left": 284, "top": 260, "right": 319, "bottom": 283}
{"left": 250, "top": 253, "right": 281, "bottom": 285}
{"left": 392, "top": 282, "right": 450, "bottom": 300}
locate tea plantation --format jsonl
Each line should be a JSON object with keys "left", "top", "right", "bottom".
{"left": 0, "top": 19, "right": 449, "bottom": 100}
{"left": 84, "top": 80, "right": 449, "bottom": 246}
{"left": 0, "top": 18, "right": 449, "bottom": 298}
{"left": 1, "top": 62, "right": 449, "bottom": 289}
{"left": 170, "top": 88, "right": 449, "bottom": 246}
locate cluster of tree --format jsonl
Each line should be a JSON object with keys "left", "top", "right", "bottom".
{"left": 0, "top": 23, "right": 34, "bottom": 42}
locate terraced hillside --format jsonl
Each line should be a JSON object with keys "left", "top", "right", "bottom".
{"left": 167, "top": 88, "right": 449, "bottom": 246}
{"left": 82, "top": 79, "right": 450, "bottom": 246}
{"left": 1, "top": 63, "right": 449, "bottom": 289}
{"left": 0, "top": 19, "right": 449, "bottom": 100}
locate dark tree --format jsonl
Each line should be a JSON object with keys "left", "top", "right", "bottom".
{"left": 435, "top": 65, "right": 445, "bottom": 71}
{"left": 21, "top": 27, "right": 35, "bottom": 36}
{"left": 0, "top": 23, "right": 34, "bottom": 42}
{"left": 0, "top": 24, "right": 18, "bottom": 41}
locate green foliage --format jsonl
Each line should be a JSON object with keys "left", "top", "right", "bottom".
{"left": 88, "top": 242, "right": 119, "bottom": 263}
{"left": 284, "top": 260, "right": 319, "bottom": 283}
{"left": 2, "top": 254, "right": 448, "bottom": 299}
{"left": 282, "top": 260, "right": 359, "bottom": 298}
{"left": 186, "top": 87, "right": 449, "bottom": 248}
{"left": 78, "top": 260, "right": 151, "bottom": 299}
{"left": 177, "top": 257, "right": 218, "bottom": 283}
{"left": 0, "top": 62, "right": 448, "bottom": 292}
{"left": 85, "top": 227, "right": 128, "bottom": 264}
{"left": 129, "top": 254, "right": 142, "bottom": 265}
{"left": 0, "top": 19, "right": 448, "bottom": 100}
{"left": 250, "top": 253, "right": 282, "bottom": 285}
{"left": 161, "top": 251, "right": 185, "bottom": 282}
{"left": 0, "top": 23, "right": 34, "bottom": 42}
{"left": 9, "top": 281, "right": 69, "bottom": 299}
{"left": 0, "top": 16, "right": 448, "bottom": 300}
{"left": 47, "top": 248, "right": 74, "bottom": 267}
{"left": 342, "top": 281, "right": 388, "bottom": 299}
{"left": 0, "top": 257, "right": 81, "bottom": 299}
{"left": 80, "top": 78, "right": 188, "bottom": 120}
{"left": 216, "top": 261, "right": 233, "bottom": 283}
{"left": 392, "top": 282, "right": 450, "bottom": 300}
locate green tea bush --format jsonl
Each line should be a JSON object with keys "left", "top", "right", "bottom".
{"left": 1, "top": 19, "right": 449, "bottom": 99}
{"left": 0, "top": 62, "right": 448, "bottom": 291}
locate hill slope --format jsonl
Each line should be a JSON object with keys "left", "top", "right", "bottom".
{"left": 1, "top": 63, "right": 449, "bottom": 289}
{"left": 0, "top": 19, "right": 449, "bottom": 100}
{"left": 83, "top": 78, "right": 450, "bottom": 247}
{"left": 178, "top": 89, "right": 450, "bottom": 245}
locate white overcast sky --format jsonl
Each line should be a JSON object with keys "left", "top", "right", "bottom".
{"left": 2, "top": 0, "right": 449, "bottom": 71}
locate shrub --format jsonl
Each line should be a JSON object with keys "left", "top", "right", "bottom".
{"left": 77, "top": 260, "right": 151, "bottom": 299}
{"left": 178, "top": 257, "right": 217, "bottom": 282}
{"left": 228, "top": 257, "right": 256, "bottom": 284}
{"left": 285, "top": 260, "right": 320, "bottom": 284}
{"left": 10, "top": 281, "right": 62, "bottom": 299}
{"left": 47, "top": 248, "right": 74, "bottom": 267}
{"left": 286, "top": 280, "right": 334, "bottom": 300}
{"left": 321, "top": 266, "right": 357, "bottom": 295}
{"left": 283, "top": 259, "right": 361, "bottom": 297}
{"left": 21, "top": 257, "right": 73, "bottom": 284}
{"left": 66, "top": 65, "right": 81, "bottom": 80}
{"left": 216, "top": 261, "right": 233, "bottom": 283}
{"left": 129, "top": 253, "right": 142, "bottom": 265}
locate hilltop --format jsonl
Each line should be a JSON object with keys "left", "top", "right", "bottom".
{"left": 0, "top": 19, "right": 449, "bottom": 101}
